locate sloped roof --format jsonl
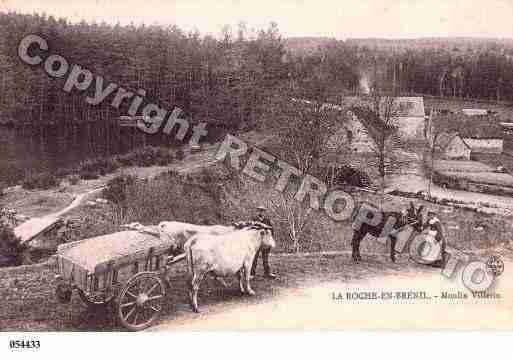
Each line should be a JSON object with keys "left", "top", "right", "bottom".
{"left": 436, "top": 132, "right": 470, "bottom": 150}
{"left": 394, "top": 97, "right": 425, "bottom": 117}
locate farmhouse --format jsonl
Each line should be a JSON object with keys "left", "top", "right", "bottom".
{"left": 437, "top": 132, "right": 471, "bottom": 160}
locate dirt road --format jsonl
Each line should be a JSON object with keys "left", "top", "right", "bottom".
{"left": 387, "top": 151, "right": 513, "bottom": 214}
{"left": 152, "top": 258, "right": 513, "bottom": 331}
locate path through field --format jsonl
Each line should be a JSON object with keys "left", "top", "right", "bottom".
{"left": 8, "top": 131, "right": 273, "bottom": 243}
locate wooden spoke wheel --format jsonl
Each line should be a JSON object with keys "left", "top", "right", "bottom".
{"left": 116, "top": 272, "right": 166, "bottom": 331}
{"left": 77, "top": 289, "right": 114, "bottom": 309}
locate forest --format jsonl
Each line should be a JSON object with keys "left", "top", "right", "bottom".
{"left": 1, "top": 12, "right": 513, "bottom": 159}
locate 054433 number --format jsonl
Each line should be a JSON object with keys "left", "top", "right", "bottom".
{"left": 9, "top": 340, "right": 40, "bottom": 349}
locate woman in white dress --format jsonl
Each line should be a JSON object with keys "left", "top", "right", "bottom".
{"left": 422, "top": 211, "right": 446, "bottom": 266}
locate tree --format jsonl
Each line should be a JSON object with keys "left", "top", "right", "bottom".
{"left": 425, "top": 105, "right": 452, "bottom": 198}
{"left": 263, "top": 88, "right": 351, "bottom": 175}
{"left": 350, "top": 91, "right": 406, "bottom": 207}
{"left": 266, "top": 190, "right": 312, "bottom": 253}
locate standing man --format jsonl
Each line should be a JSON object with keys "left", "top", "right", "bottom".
{"left": 251, "top": 206, "right": 277, "bottom": 279}
{"left": 424, "top": 210, "right": 447, "bottom": 266}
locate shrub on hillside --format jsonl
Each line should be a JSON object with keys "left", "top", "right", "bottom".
{"left": 1, "top": 164, "right": 23, "bottom": 186}
{"left": 156, "top": 147, "right": 174, "bottom": 166}
{"left": 22, "top": 171, "right": 59, "bottom": 190}
{"left": 79, "top": 157, "right": 120, "bottom": 176}
{"left": 114, "top": 147, "right": 174, "bottom": 168}
{"left": 176, "top": 149, "right": 185, "bottom": 161}
{"left": 102, "top": 174, "right": 137, "bottom": 204}
{"left": 323, "top": 166, "right": 371, "bottom": 188}
{"left": 109, "top": 176, "right": 222, "bottom": 225}
{"left": 55, "top": 167, "right": 73, "bottom": 178}
{"left": 68, "top": 174, "right": 80, "bottom": 185}
{"left": 0, "top": 221, "right": 22, "bottom": 266}
{"left": 115, "top": 152, "right": 136, "bottom": 167}
{"left": 132, "top": 147, "right": 157, "bottom": 167}
{"left": 79, "top": 170, "right": 100, "bottom": 180}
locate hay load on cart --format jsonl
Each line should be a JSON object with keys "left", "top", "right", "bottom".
{"left": 55, "top": 225, "right": 185, "bottom": 331}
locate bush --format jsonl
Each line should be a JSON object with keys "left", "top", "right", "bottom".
{"left": 55, "top": 167, "right": 73, "bottom": 178}
{"left": 115, "top": 146, "right": 172, "bottom": 167}
{"left": 323, "top": 166, "right": 371, "bottom": 188}
{"left": 102, "top": 174, "right": 137, "bottom": 204}
{"left": 79, "top": 157, "right": 120, "bottom": 176}
{"left": 79, "top": 170, "right": 100, "bottom": 180}
{"left": 2, "top": 164, "right": 23, "bottom": 186}
{"left": 176, "top": 149, "right": 185, "bottom": 161}
{"left": 132, "top": 147, "right": 156, "bottom": 167}
{"left": 156, "top": 148, "right": 174, "bottom": 166}
{"left": 68, "top": 174, "right": 80, "bottom": 185}
{"left": 107, "top": 175, "right": 222, "bottom": 226}
{"left": 115, "top": 152, "right": 136, "bottom": 167}
{"left": 0, "top": 221, "right": 22, "bottom": 266}
{"left": 22, "top": 171, "right": 59, "bottom": 190}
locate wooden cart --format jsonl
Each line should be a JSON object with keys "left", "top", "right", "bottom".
{"left": 54, "top": 228, "right": 185, "bottom": 331}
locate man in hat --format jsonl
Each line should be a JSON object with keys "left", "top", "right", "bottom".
{"left": 423, "top": 210, "right": 447, "bottom": 266}
{"left": 251, "top": 205, "right": 277, "bottom": 279}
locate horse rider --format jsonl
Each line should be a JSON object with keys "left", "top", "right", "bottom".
{"left": 251, "top": 205, "right": 277, "bottom": 279}
{"left": 423, "top": 210, "right": 447, "bottom": 266}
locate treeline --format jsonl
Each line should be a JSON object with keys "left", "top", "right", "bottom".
{"left": 346, "top": 38, "right": 513, "bottom": 101}
{"left": 0, "top": 13, "right": 290, "bottom": 134}
{"left": 0, "top": 12, "right": 361, "bottom": 186}
{"left": 287, "top": 37, "right": 513, "bottom": 102}
{"left": 1, "top": 12, "right": 513, "bottom": 143}
{"left": 0, "top": 13, "right": 363, "bottom": 159}
{"left": 379, "top": 46, "right": 513, "bottom": 100}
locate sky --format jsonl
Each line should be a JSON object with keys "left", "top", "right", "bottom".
{"left": 2, "top": 0, "right": 513, "bottom": 39}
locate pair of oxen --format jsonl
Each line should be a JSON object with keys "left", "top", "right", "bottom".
{"left": 144, "top": 220, "right": 275, "bottom": 313}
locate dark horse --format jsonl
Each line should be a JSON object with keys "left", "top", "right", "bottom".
{"left": 351, "top": 202, "right": 424, "bottom": 263}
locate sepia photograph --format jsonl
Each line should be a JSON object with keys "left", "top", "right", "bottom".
{"left": 1, "top": 1, "right": 513, "bottom": 349}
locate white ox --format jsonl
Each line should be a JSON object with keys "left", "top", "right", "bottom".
{"left": 157, "top": 221, "right": 235, "bottom": 253}
{"left": 184, "top": 222, "right": 275, "bottom": 313}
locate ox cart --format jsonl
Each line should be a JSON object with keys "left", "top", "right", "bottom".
{"left": 54, "top": 228, "right": 185, "bottom": 331}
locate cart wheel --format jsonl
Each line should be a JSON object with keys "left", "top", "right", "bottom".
{"left": 116, "top": 272, "right": 166, "bottom": 331}
{"left": 77, "top": 289, "right": 114, "bottom": 309}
